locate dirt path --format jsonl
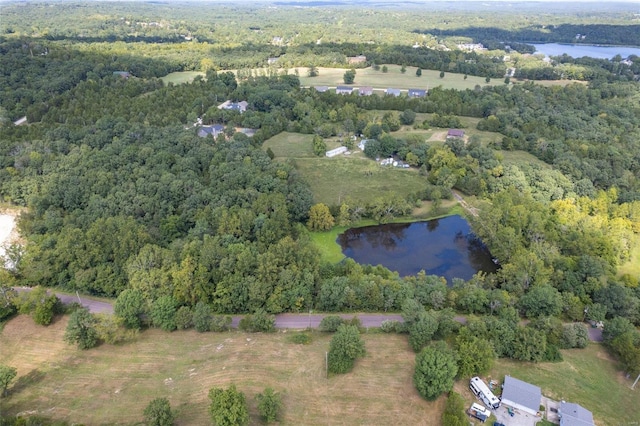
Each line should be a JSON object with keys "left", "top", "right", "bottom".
{"left": 452, "top": 190, "right": 479, "bottom": 217}
{"left": 428, "top": 130, "right": 447, "bottom": 142}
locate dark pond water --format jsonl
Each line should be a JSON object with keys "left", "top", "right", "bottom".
{"left": 336, "top": 215, "right": 498, "bottom": 283}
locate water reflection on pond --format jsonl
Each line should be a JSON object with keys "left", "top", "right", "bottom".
{"left": 336, "top": 215, "right": 498, "bottom": 283}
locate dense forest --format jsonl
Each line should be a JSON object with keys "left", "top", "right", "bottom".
{"left": 0, "top": 1, "right": 639, "bottom": 384}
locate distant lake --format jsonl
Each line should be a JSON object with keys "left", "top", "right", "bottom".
{"left": 532, "top": 43, "right": 640, "bottom": 59}
{"left": 336, "top": 215, "right": 498, "bottom": 284}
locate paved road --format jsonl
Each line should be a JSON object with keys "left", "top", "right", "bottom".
{"left": 13, "top": 287, "right": 604, "bottom": 340}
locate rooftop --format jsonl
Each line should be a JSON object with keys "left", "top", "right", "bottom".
{"left": 502, "top": 376, "right": 541, "bottom": 413}
{"left": 559, "top": 402, "right": 594, "bottom": 426}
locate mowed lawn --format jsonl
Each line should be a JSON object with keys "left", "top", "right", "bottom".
{"left": 488, "top": 344, "right": 640, "bottom": 426}
{"left": 0, "top": 315, "right": 443, "bottom": 425}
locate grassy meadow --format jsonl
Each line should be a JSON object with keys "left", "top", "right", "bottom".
{"left": 2, "top": 316, "right": 638, "bottom": 426}
{"left": 0, "top": 315, "right": 443, "bottom": 425}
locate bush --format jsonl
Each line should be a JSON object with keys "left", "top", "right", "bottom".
{"left": 238, "top": 309, "right": 275, "bottom": 333}
{"left": 94, "top": 314, "right": 138, "bottom": 345}
{"left": 193, "top": 301, "right": 212, "bottom": 332}
{"left": 64, "top": 307, "right": 99, "bottom": 350}
{"left": 209, "top": 385, "right": 249, "bottom": 426}
{"left": 210, "top": 315, "right": 232, "bottom": 332}
{"left": 286, "top": 332, "right": 312, "bottom": 345}
{"left": 143, "top": 397, "right": 175, "bottom": 426}
{"left": 319, "top": 315, "right": 345, "bottom": 332}
{"left": 327, "top": 324, "right": 366, "bottom": 374}
{"left": 256, "top": 387, "right": 282, "bottom": 423}
{"left": 561, "top": 323, "right": 589, "bottom": 349}
{"left": 413, "top": 341, "right": 458, "bottom": 400}
{"left": 174, "top": 306, "right": 193, "bottom": 330}
{"left": 380, "top": 320, "right": 401, "bottom": 333}
{"left": 151, "top": 296, "right": 178, "bottom": 332}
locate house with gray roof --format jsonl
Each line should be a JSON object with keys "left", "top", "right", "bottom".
{"left": 359, "top": 86, "right": 374, "bottom": 96}
{"left": 336, "top": 86, "right": 353, "bottom": 95}
{"left": 197, "top": 124, "right": 225, "bottom": 138}
{"left": 500, "top": 376, "right": 541, "bottom": 416}
{"left": 218, "top": 100, "right": 248, "bottom": 113}
{"left": 385, "top": 88, "right": 401, "bottom": 97}
{"left": 408, "top": 88, "right": 427, "bottom": 98}
{"left": 559, "top": 402, "right": 594, "bottom": 426}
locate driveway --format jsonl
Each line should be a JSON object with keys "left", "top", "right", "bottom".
{"left": 493, "top": 405, "right": 541, "bottom": 426}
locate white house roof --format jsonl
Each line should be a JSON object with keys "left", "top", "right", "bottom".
{"left": 501, "top": 376, "right": 541, "bottom": 414}
{"left": 559, "top": 402, "right": 594, "bottom": 426}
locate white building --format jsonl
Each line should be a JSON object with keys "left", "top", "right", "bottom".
{"left": 326, "top": 146, "right": 347, "bottom": 157}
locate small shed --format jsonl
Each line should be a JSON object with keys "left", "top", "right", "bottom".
{"left": 326, "top": 146, "right": 347, "bottom": 157}
{"left": 559, "top": 402, "right": 594, "bottom": 426}
{"left": 500, "top": 376, "right": 541, "bottom": 416}
{"left": 447, "top": 129, "right": 465, "bottom": 139}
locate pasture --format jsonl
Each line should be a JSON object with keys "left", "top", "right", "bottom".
{"left": 0, "top": 315, "right": 443, "bottom": 425}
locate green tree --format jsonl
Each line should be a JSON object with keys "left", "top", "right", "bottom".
{"left": 439, "top": 71, "right": 445, "bottom": 78}
{"left": 382, "top": 65, "right": 388, "bottom": 73}
{"left": 151, "top": 296, "right": 178, "bottom": 332}
{"left": 0, "top": 364, "right": 17, "bottom": 397}
{"left": 442, "top": 391, "right": 468, "bottom": 426}
{"left": 519, "top": 285, "right": 563, "bottom": 318}
{"left": 408, "top": 311, "right": 439, "bottom": 352}
{"left": 413, "top": 341, "right": 458, "bottom": 400}
{"left": 327, "top": 324, "right": 366, "bottom": 374}
{"left": 193, "top": 301, "right": 212, "bottom": 332}
{"left": 307, "top": 66, "right": 319, "bottom": 77}
{"left": 114, "top": 288, "right": 145, "bottom": 329}
{"left": 312, "top": 134, "right": 326, "bottom": 156}
{"left": 319, "top": 315, "right": 345, "bottom": 332}
{"left": 454, "top": 327, "right": 496, "bottom": 378}
{"left": 208, "top": 385, "right": 249, "bottom": 426}
{"left": 416, "top": 68, "right": 422, "bottom": 77}
{"left": 256, "top": 387, "right": 282, "bottom": 423}
{"left": 174, "top": 306, "right": 193, "bottom": 330}
{"left": 512, "top": 327, "right": 546, "bottom": 362}
{"left": 17, "top": 286, "right": 60, "bottom": 326}
{"left": 401, "top": 65, "right": 407, "bottom": 74}
{"left": 64, "top": 307, "right": 99, "bottom": 350}
{"left": 485, "top": 76, "right": 491, "bottom": 83}
{"left": 400, "top": 109, "right": 416, "bottom": 125}
{"left": 307, "top": 203, "right": 335, "bottom": 231}
{"left": 343, "top": 69, "right": 356, "bottom": 84}
{"left": 144, "top": 397, "right": 175, "bottom": 426}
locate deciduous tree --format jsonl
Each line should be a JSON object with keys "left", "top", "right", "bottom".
{"left": 0, "top": 365, "right": 17, "bottom": 397}
{"left": 208, "top": 385, "right": 249, "bottom": 426}
{"left": 144, "top": 397, "right": 175, "bottom": 426}
{"left": 64, "top": 307, "right": 99, "bottom": 350}
{"left": 256, "top": 387, "right": 282, "bottom": 423}
{"left": 413, "top": 341, "right": 458, "bottom": 400}
{"left": 307, "top": 203, "right": 335, "bottom": 231}
{"left": 327, "top": 324, "right": 366, "bottom": 374}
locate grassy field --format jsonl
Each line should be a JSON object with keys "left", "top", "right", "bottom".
{"left": 487, "top": 344, "right": 640, "bottom": 426}
{"left": 161, "top": 71, "right": 204, "bottom": 85}
{"left": 293, "top": 157, "right": 426, "bottom": 206}
{"left": 263, "top": 132, "right": 317, "bottom": 158}
{"left": 159, "top": 67, "right": 575, "bottom": 90}
{"left": 0, "top": 315, "right": 444, "bottom": 425}
{"left": 618, "top": 233, "right": 640, "bottom": 280}
{"left": 499, "top": 149, "right": 553, "bottom": 169}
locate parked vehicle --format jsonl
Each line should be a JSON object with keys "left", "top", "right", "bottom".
{"left": 469, "top": 403, "right": 490, "bottom": 422}
{"left": 470, "top": 376, "right": 501, "bottom": 409}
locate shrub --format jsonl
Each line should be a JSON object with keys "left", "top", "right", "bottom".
{"left": 193, "top": 301, "right": 212, "bottom": 332}
{"left": 319, "top": 315, "right": 345, "bottom": 332}
{"left": 561, "top": 323, "right": 589, "bottom": 349}
{"left": 256, "top": 387, "right": 282, "bottom": 423}
{"left": 210, "top": 315, "right": 232, "bottom": 332}
{"left": 327, "top": 324, "right": 366, "bottom": 374}
{"left": 380, "top": 320, "right": 401, "bottom": 333}
{"left": 174, "top": 306, "right": 193, "bottom": 330}
{"left": 238, "top": 309, "right": 275, "bottom": 332}
{"left": 286, "top": 332, "right": 312, "bottom": 344}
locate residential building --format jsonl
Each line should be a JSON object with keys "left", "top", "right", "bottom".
{"left": 359, "top": 86, "right": 374, "bottom": 96}
{"left": 500, "top": 376, "right": 541, "bottom": 416}
{"left": 197, "top": 124, "right": 225, "bottom": 139}
{"left": 385, "top": 88, "right": 401, "bottom": 97}
{"left": 408, "top": 88, "right": 427, "bottom": 98}
{"left": 336, "top": 86, "right": 353, "bottom": 95}
{"left": 218, "top": 100, "right": 249, "bottom": 113}
{"left": 559, "top": 402, "right": 595, "bottom": 426}
{"left": 326, "top": 146, "right": 348, "bottom": 157}
{"left": 447, "top": 129, "right": 465, "bottom": 139}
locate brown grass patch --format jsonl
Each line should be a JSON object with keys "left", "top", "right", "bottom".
{"left": 1, "top": 317, "right": 444, "bottom": 425}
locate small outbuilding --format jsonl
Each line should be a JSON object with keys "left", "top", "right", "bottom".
{"left": 500, "top": 376, "right": 541, "bottom": 417}
{"left": 559, "top": 402, "right": 595, "bottom": 426}
{"left": 326, "top": 146, "right": 348, "bottom": 157}
{"left": 447, "top": 129, "right": 465, "bottom": 139}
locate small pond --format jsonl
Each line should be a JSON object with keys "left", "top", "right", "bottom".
{"left": 336, "top": 215, "right": 498, "bottom": 284}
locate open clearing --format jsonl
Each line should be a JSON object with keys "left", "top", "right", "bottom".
{"left": 293, "top": 157, "right": 426, "bottom": 206}
{"left": 0, "top": 315, "right": 443, "bottom": 425}
{"left": 160, "top": 66, "right": 576, "bottom": 90}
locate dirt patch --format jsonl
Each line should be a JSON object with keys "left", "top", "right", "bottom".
{"left": 428, "top": 131, "right": 447, "bottom": 142}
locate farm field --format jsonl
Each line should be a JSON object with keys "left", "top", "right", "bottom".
{"left": 0, "top": 315, "right": 443, "bottom": 425}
